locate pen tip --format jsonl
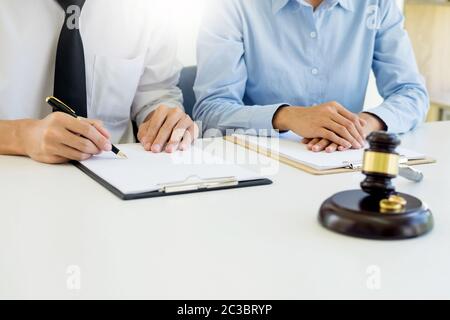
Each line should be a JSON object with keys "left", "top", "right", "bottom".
{"left": 117, "top": 151, "right": 128, "bottom": 159}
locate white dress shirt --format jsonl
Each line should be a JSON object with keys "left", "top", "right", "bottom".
{"left": 0, "top": 0, "right": 183, "bottom": 143}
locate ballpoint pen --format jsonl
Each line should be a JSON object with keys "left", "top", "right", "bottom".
{"left": 46, "top": 96, "right": 127, "bottom": 159}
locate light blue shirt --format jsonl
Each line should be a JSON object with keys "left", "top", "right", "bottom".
{"left": 193, "top": 0, "right": 429, "bottom": 135}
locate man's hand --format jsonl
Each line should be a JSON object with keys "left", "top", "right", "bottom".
{"left": 137, "top": 105, "right": 199, "bottom": 153}
{"left": 300, "top": 112, "right": 386, "bottom": 153}
{"left": 359, "top": 112, "right": 385, "bottom": 136}
{"left": 20, "top": 113, "right": 112, "bottom": 164}
{"left": 273, "top": 102, "right": 367, "bottom": 150}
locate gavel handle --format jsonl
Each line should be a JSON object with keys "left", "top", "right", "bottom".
{"left": 399, "top": 165, "right": 424, "bottom": 183}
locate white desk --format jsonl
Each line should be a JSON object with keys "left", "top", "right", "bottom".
{"left": 1, "top": 122, "right": 449, "bottom": 299}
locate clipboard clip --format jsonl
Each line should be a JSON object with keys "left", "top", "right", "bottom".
{"left": 346, "top": 157, "right": 409, "bottom": 171}
{"left": 158, "top": 176, "right": 239, "bottom": 194}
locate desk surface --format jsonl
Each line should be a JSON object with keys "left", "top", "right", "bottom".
{"left": 1, "top": 122, "right": 449, "bottom": 299}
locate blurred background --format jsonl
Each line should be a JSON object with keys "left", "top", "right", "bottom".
{"left": 172, "top": 0, "right": 449, "bottom": 122}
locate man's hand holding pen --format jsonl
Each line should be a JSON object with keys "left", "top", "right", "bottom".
{"left": 18, "top": 112, "right": 112, "bottom": 164}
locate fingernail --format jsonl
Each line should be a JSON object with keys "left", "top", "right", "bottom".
{"left": 313, "top": 146, "right": 320, "bottom": 152}
{"left": 104, "top": 142, "right": 112, "bottom": 151}
{"left": 152, "top": 144, "right": 162, "bottom": 153}
{"left": 165, "top": 144, "right": 174, "bottom": 153}
{"left": 145, "top": 143, "right": 151, "bottom": 151}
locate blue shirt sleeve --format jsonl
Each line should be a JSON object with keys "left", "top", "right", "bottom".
{"left": 368, "top": 0, "right": 429, "bottom": 134}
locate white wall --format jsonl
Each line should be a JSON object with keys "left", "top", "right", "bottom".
{"left": 173, "top": 0, "right": 405, "bottom": 108}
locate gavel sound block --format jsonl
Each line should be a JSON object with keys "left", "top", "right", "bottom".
{"left": 319, "top": 132, "right": 434, "bottom": 240}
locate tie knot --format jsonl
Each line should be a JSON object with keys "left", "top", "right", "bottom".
{"left": 56, "top": 0, "right": 86, "bottom": 10}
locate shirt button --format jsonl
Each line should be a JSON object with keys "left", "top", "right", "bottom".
{"left": 311, "top": 68, "right": 319, "bottom": 75}
{"left": 310, "top": 31, "right": 317, "bottom": 39}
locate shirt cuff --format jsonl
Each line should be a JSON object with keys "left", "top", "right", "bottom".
{"left": 135, "top": 102, "right": 184, "bottom": 127}
{"left": 249, "top": 103, "right": 289, "bottom": 136}
{"left": 365, "top": 104, "right": 398, "bottom": 133}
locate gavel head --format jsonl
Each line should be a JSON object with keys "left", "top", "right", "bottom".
{"left": 361, "top": 131, "right": 401, "bottom": 198}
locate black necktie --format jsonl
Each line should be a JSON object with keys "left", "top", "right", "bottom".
{"left": 54, "top": 0, "right": 87, "bottom": 117}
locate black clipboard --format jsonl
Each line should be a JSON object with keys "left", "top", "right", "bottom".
{"left": 72, "top": 161, "right": 273, "bottom": 201}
